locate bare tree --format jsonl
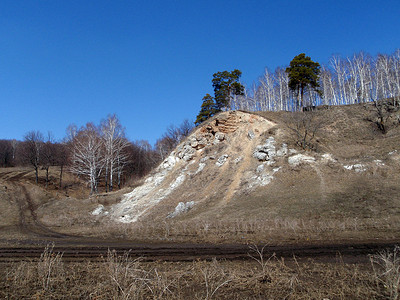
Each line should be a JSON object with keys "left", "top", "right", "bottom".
{"left": 70, "top": 123, "right": 104, "bottom": 194}
{"left": 155, "top": 119, "right": 194, "bottom": 160}
{"left": 53, "top": 142, "right": 69, "bottom": 188}
{"left": 0, "top": 140, "right": 14, "bottom": 167}
{"left": 21, "top": 131, "right": 44, "bottom": 183}
{"left": 284, "top": 112, "right": 325, "bottom": 151}
{"left": 41, "top": 133, "right": 56, "bottom": 188}
{"left": 100, "top": 114, "right": 130, "bottom": 192}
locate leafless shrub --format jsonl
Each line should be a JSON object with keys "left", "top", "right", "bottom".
{"left": 248, "top": 244, "right": 277, "bottom": 283}
{"left": 284, "top": 111, "right": 325, "bottom": 150}
{"left": 193, "top": 259, "right": 232, "bottom": 299}
{"left": 5, "top": 260, "right": 34, "bottom": 288}
{"left": 370, "top": 245, "right": 400, "bottom": 299}
{"left": 105, "top": 249, "right": 149, "bottom": 299}
{"left": 37, "top": 243, "right": 64, "bottom": 291}
{"left": 104, "top": 249, "right": 180, "bottom": 299}
{"left": 371, "top": 98, "right": 400, "bottom": 134}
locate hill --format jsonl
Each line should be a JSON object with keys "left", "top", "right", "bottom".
{"left": 1, "top": 102, "right": 399, "bottom": 245}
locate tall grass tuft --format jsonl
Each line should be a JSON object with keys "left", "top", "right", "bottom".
{"left": 371, "top": 245, "right": 400, "bottom": 300}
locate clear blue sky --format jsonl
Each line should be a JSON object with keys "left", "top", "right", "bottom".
{"left": 1, "top": 0, "right": 399, "bottom": 145}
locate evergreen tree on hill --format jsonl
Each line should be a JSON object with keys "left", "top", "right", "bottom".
{"left": 195, "top": 94, "right": 217, "bottom": 126}
{"left": 212, "top": 69, "right": 244, "bottom": 111}
{"left": 195, "top": 69, "right": 244, "bottom": 126}
{"left": 286, "top": 53, "right": 322, "bottom": 109}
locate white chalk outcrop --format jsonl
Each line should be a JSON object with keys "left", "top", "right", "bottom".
{"left": 109, "top": 111, "right": 342, "bottom": 224}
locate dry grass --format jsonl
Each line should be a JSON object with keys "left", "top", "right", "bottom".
{"left": 86, "top": 216, "right": 400, "bottom": 245}
{"left": 1, "top": 245, "right": 392, "bottom": 299}
{"left": 370, "top": 245, "right": 400, "bottom": 299}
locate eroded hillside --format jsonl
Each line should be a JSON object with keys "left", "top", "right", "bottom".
{"left": 3, "top": 103, "right": 398, "bottom": 244}
{"left": 87, "top": 105, "right": 400, "bottom": 243}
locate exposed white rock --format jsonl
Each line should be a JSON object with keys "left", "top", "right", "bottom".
{"left": 321, "top": 153, "right": 336, "bottom": 162}
{"left": 109, "top": 111, "right": 279, "bottom": 223}
{"left": 170, "top": 174, "right": 186, "bottom": 190}
{"left": 288, "top": 154, "right": 316, "bottom": 166}
{"left": 344, "top": 164, "right": 366, "bottom": 172}
{"left": 374, "top": 160, "right": 385, "bottom": 166}
{"left": 177, "top": 144, "right": 196, "bottom": 161}
{"left": 162, "top": 154, "right": 179, "bottom": 170}
{"left": 215, "top": 132, "right": 225, "bottom": 141}
{"left": 249, "top": 166, "right": 281, "bottom": 188}
{"left": 200, "top": 156, "right": 209, "bottom": 163}
{"left": 276, "top": 143, "right": 288, "bottom": 157}
{"left": 194, "top": 162, "right": 206, "bottom": 174}
{"left": 234, "top": 156, "right": 243, "bottom": 164}
{"left": 216, "top": 154, "right": 229, "bottom": 167}
{"left": 112, "top": 161, "right": 193, "bottom": 223}
{"left": 91, "top": 204, "right": 105, "bottom": 216}
{"left": 253, "top": 137, "right": 288, "bottom": 162}
{"left": 248, "top": 130, "right": 255, "bottom": 140}
{"left": 264, "top": 137, "right": 276, "bottom": 157}
{"left": 253, "top": 151, "right": 268, "bottom": 161}
{"left": 167, "top": 201, "right": 195, "bottom": 218}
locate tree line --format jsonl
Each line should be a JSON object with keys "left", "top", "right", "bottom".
{"left": 0, "top": 115, "right": 193, "bottom": 194}
{"left": 233, "top": 50, "right": 400, "bottom": 112}
{"left": 196, "top": 50, "right": 400, "bottom": 122}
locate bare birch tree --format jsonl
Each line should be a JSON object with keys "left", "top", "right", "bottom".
{"left": 101, "top": 114, "right": 130, "bottom": 192}
{"left": 70, "top": 123, "right": 104, "bottom": 194}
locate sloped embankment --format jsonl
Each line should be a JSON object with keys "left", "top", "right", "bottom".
{"left": 109, "top": 111, "right": 284, "bottom": 222}
{"left": 96, "top": 105, "right": 400, "bottom": 238}
{"left": 107, "top": 110, "right": 376, "bottom": 224}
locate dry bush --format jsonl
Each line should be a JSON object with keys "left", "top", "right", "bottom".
{"left": 37, "top": 243, "right": 64, "bottom": 291}
{"left": 3, "top": 243, "right": 64, "bottom": 298}
{"left": 192, "top": 259, "right": 233, "bottom": 299}
{"left": 370, "top": 245, "right": 400, "bottom": 299}
{"left": 102, "top": 249, "right": 182, "bottom": 299}
{"left": 284, "top": 111, "right": 326, "bottom": 150}
{"left": 371, "top": 98, "right": 400, "bottom": 134}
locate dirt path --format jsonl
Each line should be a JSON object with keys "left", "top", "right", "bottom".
{"left": 0, "top": 241, "right": 397, "bottom": 263}
{"left": 222, "top": 138, "right": 257, "bottom": 204}
{"left": 5, "top": 181, "right": 70, "bottom": 239}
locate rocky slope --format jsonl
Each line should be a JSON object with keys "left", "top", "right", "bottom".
{"left": 94, "top": 106, "right": 400, "bottom": 228}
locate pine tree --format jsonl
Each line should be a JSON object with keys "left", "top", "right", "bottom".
{"left": 212, "top": 69, "right": 244, "bottom": 111}
{"left": 195, "top": 94, "right": 217, "bottom": 126}
{"left": 286, "top": 53, "right": 322, "bottom": 109}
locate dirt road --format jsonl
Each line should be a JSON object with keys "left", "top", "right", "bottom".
{"left": 0, "top": 240, "right": 397, "bottom": 263}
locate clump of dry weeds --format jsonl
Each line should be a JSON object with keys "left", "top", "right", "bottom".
{"left": 370, "top": 245, "right": 400, "bottom": 299}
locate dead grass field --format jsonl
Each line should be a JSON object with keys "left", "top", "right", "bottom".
{"left": 1, "top": 244, "right": 399, "bottom": 299}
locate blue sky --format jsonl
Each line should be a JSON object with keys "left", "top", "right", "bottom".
{"left": 1, "top": 0, "right": 399, "bottom": 145}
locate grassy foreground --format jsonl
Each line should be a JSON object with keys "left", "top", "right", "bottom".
{"left": 1, "top": 245, "right": 399, "bottom": 299}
